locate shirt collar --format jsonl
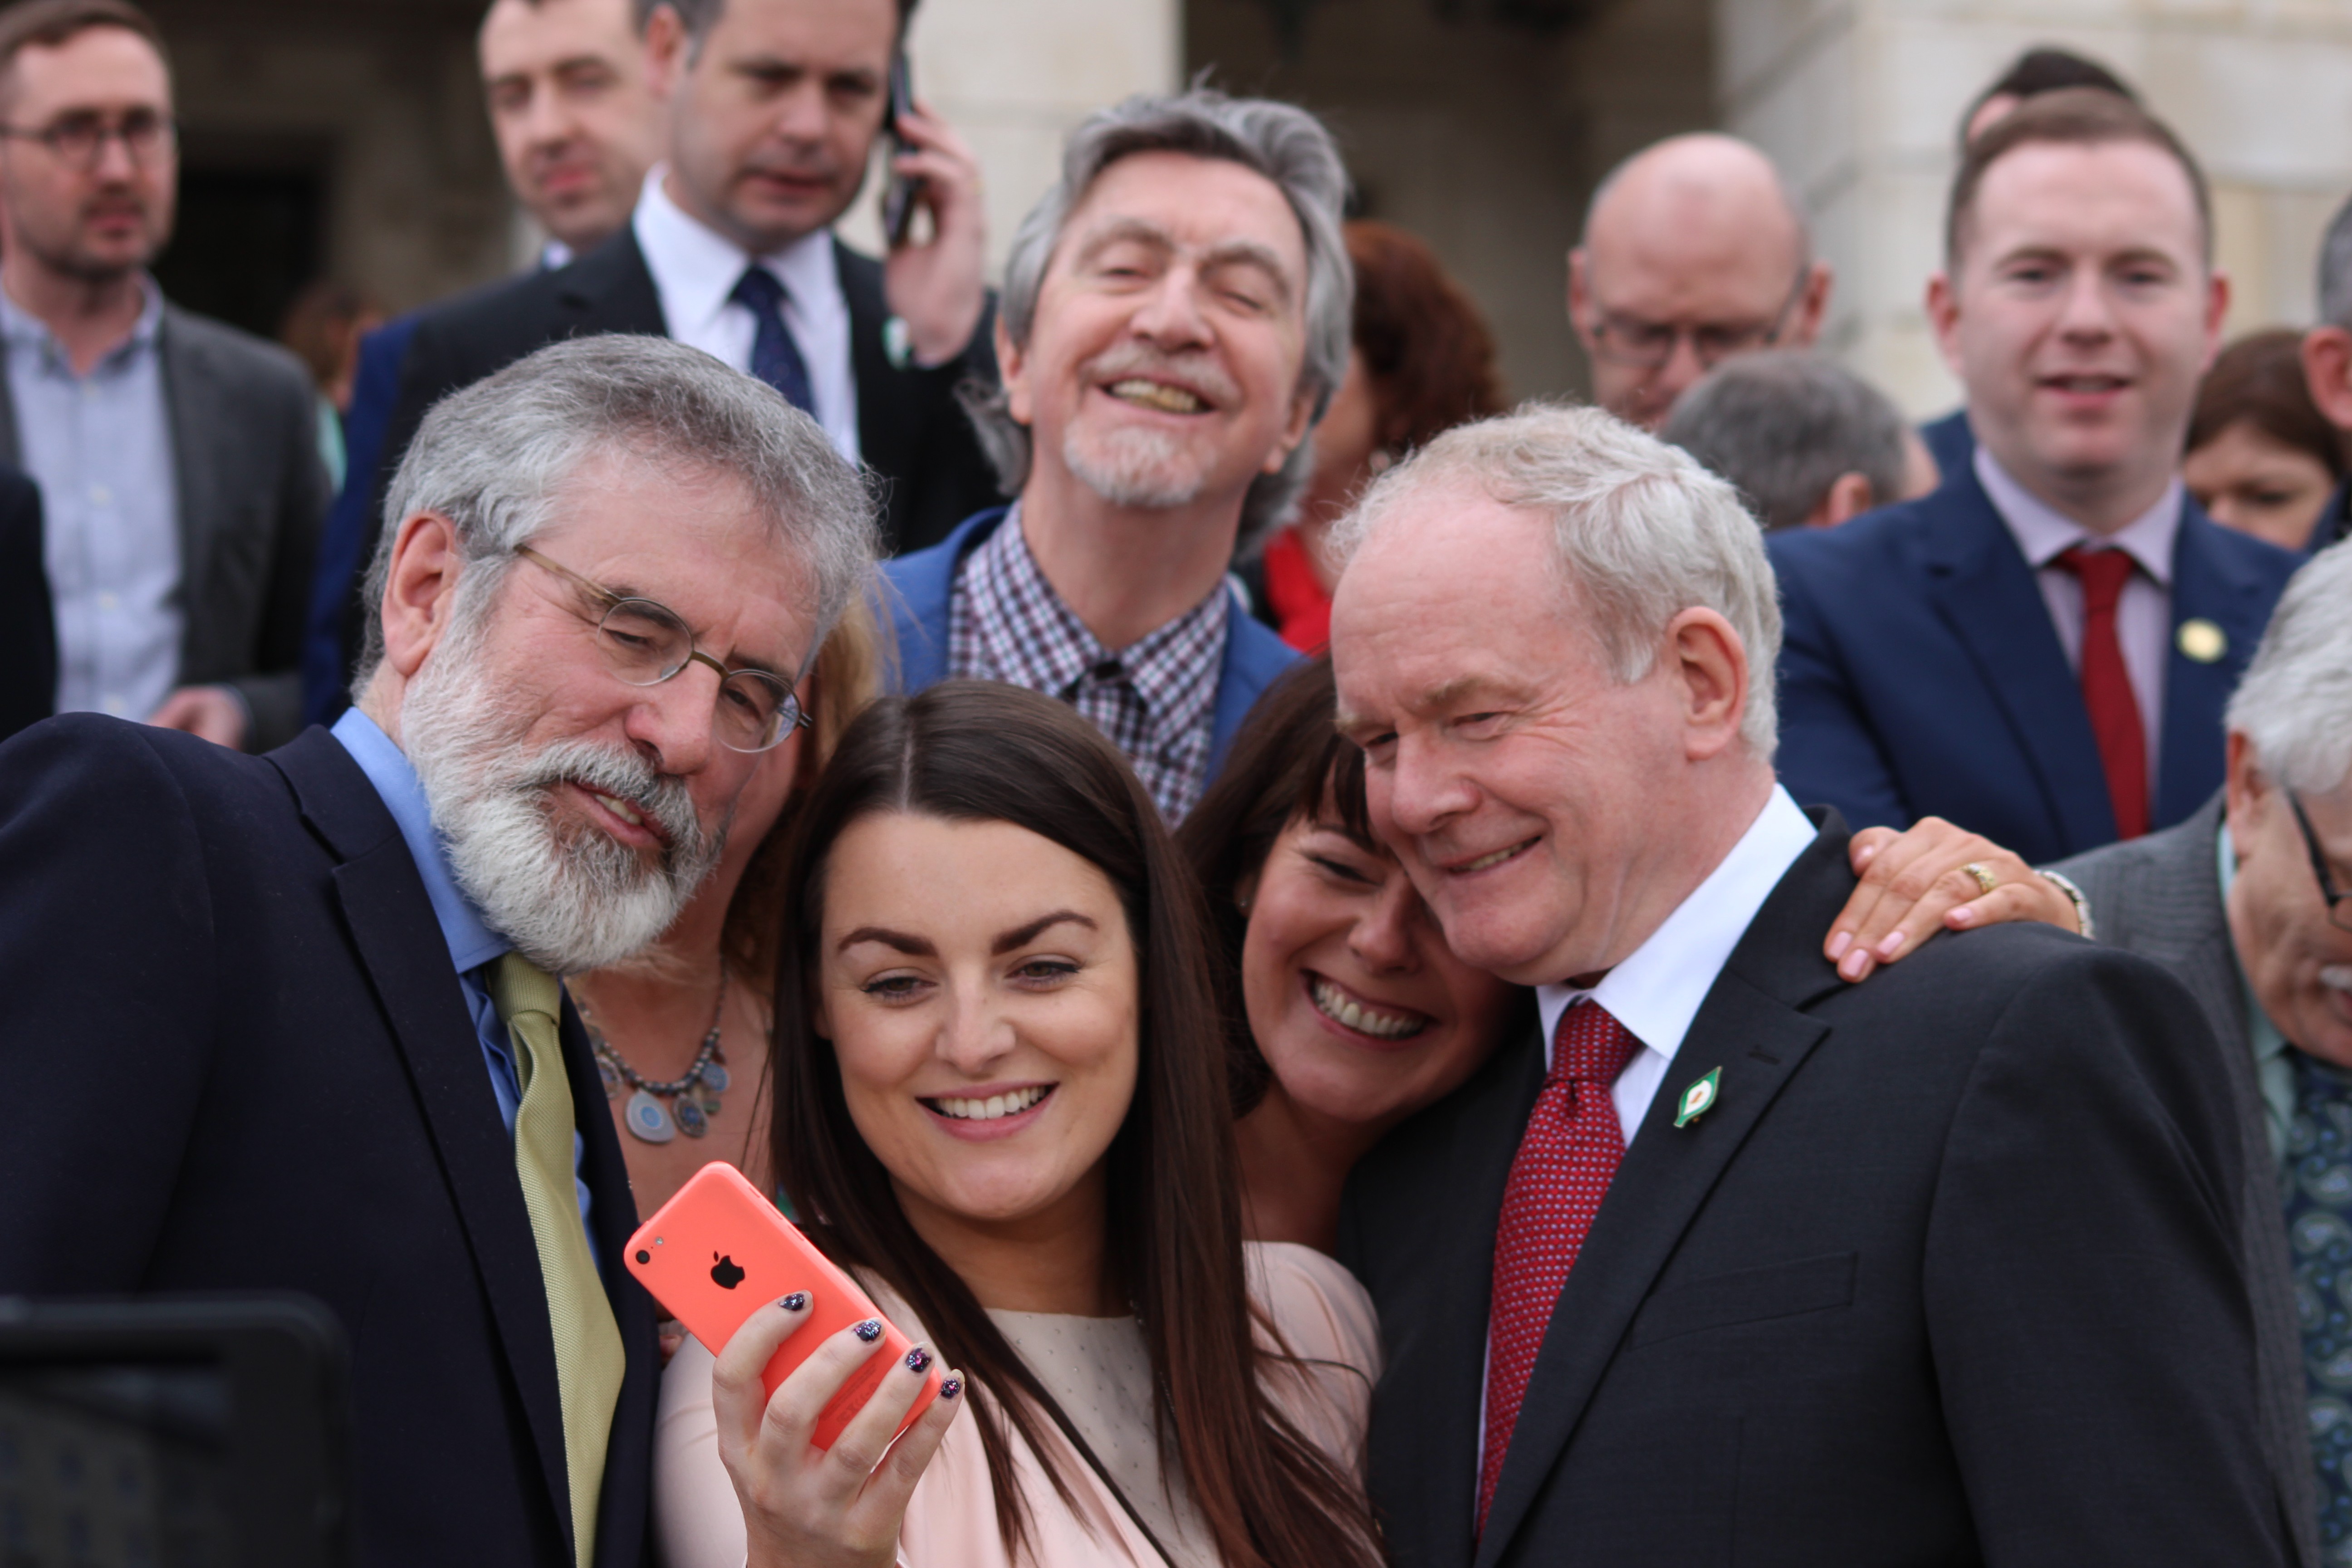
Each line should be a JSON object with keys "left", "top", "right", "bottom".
{"left": 1974, "top": 445, "right": 2180, "bottom": 586}
{"left": 0, "top": 273, "right": 163, "bottom": 366}
{"left": 330, "top": 706, "right": 510, "bottom": 975}
{"left": 632, "top": 165, "right": 842, "bottom": 339}
{"left": 1536, "top": 785, "right": 1818, "bottom": 1071}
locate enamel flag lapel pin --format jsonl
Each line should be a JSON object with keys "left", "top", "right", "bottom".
{"left": 1674, "top": 1068, "right": 1722, "bottom": 1128}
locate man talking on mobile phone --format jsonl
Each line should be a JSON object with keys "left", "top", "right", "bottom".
{"left": 336, "top": 0, "right": 998, "bottom": 689}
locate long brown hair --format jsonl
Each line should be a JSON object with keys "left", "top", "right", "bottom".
{"left": 770, "top": 681, "right": 1383, "bottom": 1568}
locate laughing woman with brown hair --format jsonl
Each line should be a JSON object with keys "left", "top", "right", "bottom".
{"left": 652, "top": 681, "right": 1385, "bottom": 1568}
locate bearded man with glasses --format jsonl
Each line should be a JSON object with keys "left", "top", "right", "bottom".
{"left": 0, "top": 0, "right": 328, "bottom": 753}
{"left": 0, "top": 334, "right": 878, "bottom": 1568}
{"left": 1566, "top": 132, "right": 1834, "bottom": 431}
{"left": 2046, "top": 539, "right": 2352, "bottom": 1568}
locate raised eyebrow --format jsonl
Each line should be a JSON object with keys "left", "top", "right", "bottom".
{"left": 992, "top": 911, "right": 1097, "bottom": 956}
{"left": 838, "top": 926, "right": 935, "bottom": 957}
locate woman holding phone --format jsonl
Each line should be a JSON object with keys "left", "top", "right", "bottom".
{"left": 1181, "top": 655, "right": 2090, "bottom": 1253}
{"left": 653, "top": 682, "right": 1385, "bottom": 1568}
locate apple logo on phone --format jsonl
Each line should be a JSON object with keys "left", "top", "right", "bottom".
{"left": 710, "top": 1253, "right": 746, "bottom": 1290}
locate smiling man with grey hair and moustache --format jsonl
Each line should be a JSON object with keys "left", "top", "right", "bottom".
{"left": 1327, "top": 402, "right": 2285, "bottom": 1568}
{"left": 884, "top": 87, "right": 1349, "bottom": 821}
{"left": 0, "top": 333, "right": 877, "bottom": 1568}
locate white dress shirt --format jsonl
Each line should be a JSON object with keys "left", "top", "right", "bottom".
{"left": 1974, "top": 446, "right": 2178, "bottom": 778}
{"left": 1477, "top": 784, "right": 1818, "bottom": 1497}
{"left": 630, "top": 168, "right": 860, "bottom": 464}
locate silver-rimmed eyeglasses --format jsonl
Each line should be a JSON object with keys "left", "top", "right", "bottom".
{"left": 0, "top": 108, "right": 177, "bottom": 171}
{"left": 516, "top": 545, "right": 806, "bottom": 754}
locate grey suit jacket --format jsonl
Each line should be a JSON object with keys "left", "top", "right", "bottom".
{"left": 0, "top": 302, "right": 329, "bottom": 750}
{"left": 2056, "top": 792, "right": 2320, "bottom": 1568}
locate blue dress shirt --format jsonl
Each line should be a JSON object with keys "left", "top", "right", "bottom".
{"left": 329, "top": 706, "right": 596, "bottom": 1248}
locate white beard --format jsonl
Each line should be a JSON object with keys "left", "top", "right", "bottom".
{"left": 1062, "top": 421, "right": 1215, "bottom": 510}
{"left": 401, "top": 639, "right": 726, "bottom": 974}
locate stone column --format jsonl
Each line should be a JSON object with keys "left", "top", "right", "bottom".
{"left": 1720, "top": 0, "right": 2352, "bottom": 417}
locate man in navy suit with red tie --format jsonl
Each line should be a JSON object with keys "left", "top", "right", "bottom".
{"left": 1770, "top": 90, "right": 2303, "bottom": 867}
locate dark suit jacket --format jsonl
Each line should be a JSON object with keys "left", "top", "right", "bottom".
{"left": 0, "top": 465, "right": 53, "bottom": 741}
{"left": 1769, "top": 462, "right": 2303, "bottom": 863}
{"left": 334, "top": 226, "right": 1003, "bottom": 698}
{"left": 1919, "top": 406, "right": 1975, "bottom": 480}
{"left": 301, "top": 312, "right": 420, "bottom": 728}
{"left": 1340, "top": 810, "right": 2282, "bottom": 1568}
{"left": 0, "top": 304, "right": 330, "bottom": 750}
{"left": 883, "top": 506, "right": 1300, "bottom": 778}
{"left": 0, "top": 715, "right": 658, "bottom": 1568}
{"left": 2053, "top": 792, "right": 2320, "bottom": 1568}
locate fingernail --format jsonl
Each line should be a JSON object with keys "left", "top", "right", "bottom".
{"left": 905, "top": 1347, "right": 932, "bottom": 1373}
{"left": 1877, "top": 932, "right": 1906, "bottom": 960}
{"left": 1949, "top": 906, "right": 1974, "bottom": 925}
{"left": 1855, "top": 843, "right": 1878, "bottom": 867}
{"left": 779, "top": 1292, "right": 808, "bottom": 1313}
{"left": 938, "top": 1377, "right": 961, "bottom": 1401}
{"left": 1839, "top": 950, "right": 1867, "bottom": 980}
{"left": 1827, "top": 931, "right": 1852, "bottom": 961}
{"left": 853, "top": 1319, "right": 882, "bottom": 1343}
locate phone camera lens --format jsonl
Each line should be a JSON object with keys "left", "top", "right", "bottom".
{"left": 634, "top": 1249, "right": 651, "bottom": 1264}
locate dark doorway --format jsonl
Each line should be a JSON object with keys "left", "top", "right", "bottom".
{"left": 153, "top": 163, "right": 325, "bottom": 341}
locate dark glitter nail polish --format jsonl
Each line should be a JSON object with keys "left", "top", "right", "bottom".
{"left": 905, "top": 1347, "right": 932, "bottom": 1373}
{"left": 779, "top": 1292, "right": 808, "bottom": 1312}
{"left": 853, "top": 1318, "right": 882, "bottom": 1343}
{"left": 938, "top": 1377, "right": 962, "bottom": 1401}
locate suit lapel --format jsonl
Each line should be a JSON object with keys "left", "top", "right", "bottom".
{"left": 0, "top": 372, "right": 20, "bottom": 466}
{"left": 554, "top": 228, "right": 667, "bottom": 337}
{"left": 1919, "top": 470, "right": 2117, "bottom": 853}
{"left": 268, "top": 729, "right": 576, "bottom": 1545}
{"left": 836, "top": 240, "right": 909, "bottom": 485}
{"left": 1473, "top": 825, "right": 1852, "bottom": 1568}
{"left": 158, "top": 309, "right": 225, "bottom": 642}
{"left": 2158, "top": 508, "right": 2278, "bottom": 824}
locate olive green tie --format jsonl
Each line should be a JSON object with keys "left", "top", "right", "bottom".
{"left": 490, "top": 952, "right": 626, "bottom": 1568}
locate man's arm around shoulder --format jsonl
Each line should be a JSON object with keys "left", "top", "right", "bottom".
{"left": 0, "top": 718, "right": 225, "bottom": 1293}
{"left": 1922, "top": 931, "right": 2285, "bottom": 1564}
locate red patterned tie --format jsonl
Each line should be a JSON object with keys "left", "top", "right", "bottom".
{"left": 2056, "top": 546, "right": 2149, "bottom": 840}
{"left": 1478, "top": 1002, "right": 1643, "bottom": 1534}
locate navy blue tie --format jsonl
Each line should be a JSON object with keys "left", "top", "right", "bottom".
{"left": 729, "top": 266, "right": 815, "bottom": 416}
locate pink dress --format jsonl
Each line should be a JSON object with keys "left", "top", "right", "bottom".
{"left": 653, "top": 1242, "right": 1381, "bottom": 1568}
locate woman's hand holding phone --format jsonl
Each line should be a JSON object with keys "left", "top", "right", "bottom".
{"left": 713, "top": 1294, "right": 964, "bottom": 1568}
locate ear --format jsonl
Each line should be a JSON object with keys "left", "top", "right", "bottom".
{"left": 1263, "top": 378, "right": 1318, "bottom": 475}
{"left": 2303, "top": 326, "right": 2352, "bottom": 433}
{"left": 642, "top": 3, "right": 685, "bottom": 97}
{"left": 1926, "top": 270, "right": 1964, "bottom": 378}
{"left": 996, "top": 312, "right": 1033, "bottom": 428}
{"left": 2198, "top": 268, "right": 2232, "bottom": 373}
{"left": 1811, "top": 470, "right": 1876, "bottom": 527}
{"left": 2223, "top": 729, "right": 2270, "bottom": 858}
{"left": 1566, "top": 247, "right": 1596, "bottom": 346}
{"left": 1664, "top": 606, "right": 1748, "bottom": 762}
{"left": 1787, "top": 260, "right": 1834, "bottom": 349}
{"left": 378, "top": 512, "right": 471, "bottom": 681}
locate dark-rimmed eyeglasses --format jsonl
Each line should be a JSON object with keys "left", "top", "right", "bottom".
{"left": 1585, "top": 265, "right": 1812, "bottom": 373}
{"left": 0, "top": 108, "right": 176, "bottom": 171}
{"left": 2288, "top": 789, "right": 2352, "bottom": 934}
{"left": 515, "top": 545, "right": 807, "bottom": 755}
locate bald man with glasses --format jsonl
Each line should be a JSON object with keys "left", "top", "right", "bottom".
{"left": 0, "top": 0, "right": 327, "bottom": 753}
{"left": 1567, "top": 133, "right": 1833, "bottom": 431}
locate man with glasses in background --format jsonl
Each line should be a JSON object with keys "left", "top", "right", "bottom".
{"left": 2046, "top": 539, "right": 2352, "bottom": 1568}
{"left": 0, "top": 334, "right": 878, "bottom": 1568}
{"left": 0, "top": 0, "right": 326, "bottom": 751}
{"left": 1566, "top": 132, "right": 1833, "bottom": 431}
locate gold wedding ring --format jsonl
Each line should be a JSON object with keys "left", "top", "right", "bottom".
{"left": 1960, "top": 862, "right": 1999, "bottom": 897}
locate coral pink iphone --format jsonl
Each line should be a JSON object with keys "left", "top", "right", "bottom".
{"left": 625, "top": 1162, "right": 940, "bottom": 1448}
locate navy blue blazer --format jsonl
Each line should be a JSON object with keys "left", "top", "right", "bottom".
{"left": 0, "top": 716, "right": 658, "bottom": 1568}
{"left": 1769, "top": 464, "right": 2303, "bottom": 865}
{"left": 1918, "top": 407, "right": 1976, "bottom": 482}
{"left": 301, "top": 313, "right": 419, "bottom": 728}
{"left": 882, "top": 507, "right": 1298, "bottom": 779}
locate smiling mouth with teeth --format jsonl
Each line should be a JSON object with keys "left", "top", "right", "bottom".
{"left": 925, "top": 1085, "right": 1054, "bottom": 1122}
{"left": 588, "top": 789, "right": 647, "bottom": 828}
{"left": 1106, "top": 378, "right": 1206, "bottom": 414}
{"left": 1455, "top": 839, "right": 1534, "bottom": 874}
{"left": 1309, "top": 974, "right": 1430, "bottom": 1040}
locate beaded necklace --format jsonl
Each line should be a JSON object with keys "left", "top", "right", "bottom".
{"left": 578, "top": 979, "right": 731, "bottom": 1144}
